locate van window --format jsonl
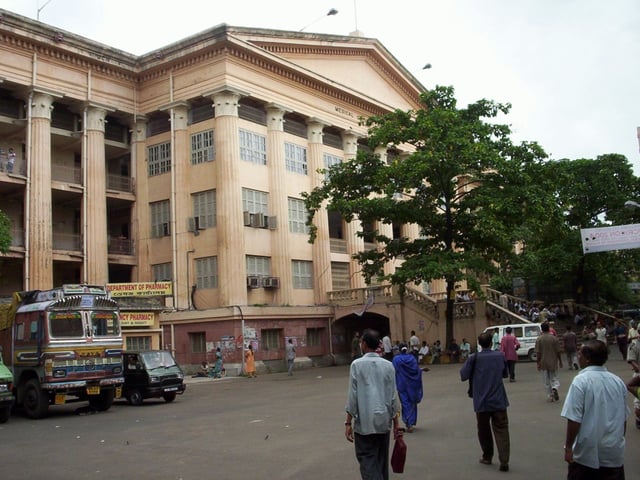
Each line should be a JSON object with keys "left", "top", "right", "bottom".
{"left": 512, "top": 327, "right": 524, "bottom": 337}
{"left": 524, "top": 326, "right": 539, "bottom": 337}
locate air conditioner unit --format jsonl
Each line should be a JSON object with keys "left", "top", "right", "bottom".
{"left": 267, "top": 215, "right": 277, "bottom": 230}
{"left": 188, "top": 217, "right": 205, "bottom": 233}
{"left": 243, "top": 211, "right": 251, "bottom": 226}
{"left": 262, "top": 277, "right": 280, "bottom": 289}
{"left": 246, "top": 276, "right": 261, "bottom": 289}
{"left": 251, "top": 212, "right": 265, "bottom": 228}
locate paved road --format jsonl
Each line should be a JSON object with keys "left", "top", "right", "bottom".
{"left": 0, "top": 355, "right": 638, "bottom": 480}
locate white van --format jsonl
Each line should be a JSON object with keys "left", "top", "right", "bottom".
{"left": 482, "top": 323, "right": 542, "bottom": 361}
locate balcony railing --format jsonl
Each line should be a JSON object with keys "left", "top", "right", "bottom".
{"left": 108, "top": 237, "right": 133, "bottom": 255}
{"left": 107, "top": 174, "right": 133, "bottom": 193}
{"left": 52, "top": 232, "right": 81, "bottom": 251}
{"left": 52, "top": 165, "right": 82, "bottom": 184}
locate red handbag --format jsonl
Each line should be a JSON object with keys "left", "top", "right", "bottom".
{"left": 391, "top": 430, "right": 407, "bottom": 473}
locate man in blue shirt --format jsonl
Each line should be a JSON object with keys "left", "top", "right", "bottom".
{"left": 561, "top": 340, "right": 628, "bottom": 480}
{"left": 345, "top": 329, "right": 400, "bottom": 480}
{"left": 460, "top": 331, "right": 510, "bottom": 472}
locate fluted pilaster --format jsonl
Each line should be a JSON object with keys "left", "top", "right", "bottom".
{"left": 307, "top": 118, "right": 331, "bottom": 303}
{"left": 27, "top": 92, "right": 54, "bottom": 289}
{"left": 131, "top": 116, "right": 150, "bottom": 281}
{"left": 342, "top": 132, "right": 365, "bottom": 288}
{"left": 266, "top": 104, "right": 292, "bottom": 304}
{"left": 211, "top": 89, "right": 246, "bottom": 306}
{"left": 374, "top": 146, "right": 395, "bottom": 279}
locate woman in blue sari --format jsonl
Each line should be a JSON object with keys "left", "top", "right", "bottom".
{"left": 392, "top": 344, "right": 423, "bottom": 432}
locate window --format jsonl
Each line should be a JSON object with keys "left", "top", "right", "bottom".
{"left": 147, "top": 142, "right": 171, "bottom": 176}
{"left": 49, "top": 312, "right": 84, "bottom": 338}
{"left": 262, "top": 328, "right": 282, "bottom": 351}
{"left": 189, "top": 332, "right": 206, "bottom": 353}
{"left": 239, "top": 129, "right": 267, "bottom": 165}
{"left": 150, "top": 200, "right": 171, "bottom": 237}
{"left": 192, "top": 190, "right": 216, "bottom": 228}
{"left": 91, "top": 312, "right": 119, "bottom": 337}
{"left": 288, "top": 197, "right": 309, "bottom": 234}
{"left": 126, "top": 336, "right": 151, "bottom": 351}
{"left": 292, "top": 260, "right": 313, "bottom": 289}
{"left": 152, "top": 262, "right": 172, "bottom": 281}
{"left": 246, "top": 255, "right": 271, "bottom": 277}
{"left": 323, "top": 153, "right": 342, "bottom": 178}
{"left": 285, "top": 142, "right": 307, "bottom": 175}
{"left": 195, "top": 256, "right": 218, "bottom": 289}
{"left": 242, "top": 188, "right": 269, "bottom": 214}
{"left": 191, "top": 130, "right": 215, "bottom": 164}
{"left": 307, "top": 327, "right": 323, "bottom": 347}
{"left": 331, "top": 262, "right": 350, "bottom": 290}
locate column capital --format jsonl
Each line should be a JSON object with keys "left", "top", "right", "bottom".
{"left": 30, "top": 90, "right": 58, "bottom": 120}
{"left": 266, "top": 103, "right": 289, "bottom": 131}
{"left": 131, "top": 115, "right": 148, "bottom": 143}
{"left": 203, "top": 86, "right": 250, "bottom": 117}
{"left": 85, "top": 105, "right": 111, "bottom": 132}
{"left": 161, "top": 101, "right": 189, "bottom": 130}
{"left": 341, "top": 130, "right": 361, "bottom": 156}
{"left": 306, "top": 118, "right": 328, "bottom": 144}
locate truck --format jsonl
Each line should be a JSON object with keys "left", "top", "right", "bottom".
{"left": 122, "top": 350, "right": 186, "bottom": 405}
{"left": 0, "top": 284, "right": 124, "bottom": 419}
{"left": 0, "top": 346, "right": 14, "bottom": 423}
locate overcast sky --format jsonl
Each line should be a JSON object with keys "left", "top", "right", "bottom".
{"left": 3, "top": 0, "right": 639, "bottom": 171}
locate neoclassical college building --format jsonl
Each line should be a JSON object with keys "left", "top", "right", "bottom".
{"left": 0, "top": 9, "right": 481, "bottom": 372}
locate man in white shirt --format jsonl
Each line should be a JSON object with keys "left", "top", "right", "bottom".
{"left": 561, "top": 340, "right": 628, "bottom": 479}
{"left": 382, "top": 334, "right": 393, "bottom": 361}
{"left": 409, "top": 330, "right": 420, "bottom": 359}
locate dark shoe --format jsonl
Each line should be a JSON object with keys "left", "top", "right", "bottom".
{"left": 573, "top": 363, "right": 579, "bottom": 370}
{"left": 509, "top": 378, "right": 515, "bottom": 383}
{"left": 499, "top": 464, "right": 509, "bottom": 472}
{"left": 552, "top": 388, "right": 559, "bottom": 401}
{"left": 479, "top": 458, "right": 492, "bottom": 465}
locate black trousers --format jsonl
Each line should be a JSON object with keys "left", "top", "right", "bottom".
{"left": 476, "top": 410, "right": 510, "bottom": 467}
{"left": 354, "top": 432, "right": 390, "bottom": 480}
{"left": 568, "top": 462, "right": 625, "bottom": 480}
{"left": 506, "top": 360, "right": 517, "bottom": 380}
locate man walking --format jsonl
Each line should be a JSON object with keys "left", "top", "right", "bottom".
{"left": 286, "top": 338, "right": 296, "bottom": 376}
{"left": 382, "top": 333, "right": 393, "bottom": 361}
{"left": 460, "top": 332, "right": 511, "bottom": 472}
{"left": 500, "top": 326, "right": 520, "bottom": 382}
{"left": 535, "top": 322, "right": 563, "bottom": 402}
{"left": 345, "top": 329, "right": 400, "bottom": 480}
{"left": 409, "top": 330, "right": 420, "bottom": 359}
{"left": 561, "top": 340, "right": 628, "bottom": 479}
{"left": 563, "top": 325, "right": 579, "bottom": 370}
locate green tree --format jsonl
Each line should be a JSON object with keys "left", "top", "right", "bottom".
{"left": 514, "top": 154, "right": 640, "bottom": 306}
{"left": 0, "top": 210, "right": 10, "bottom": 254}
{"left": 304, "top": 86, "right": 548, "bottom": 342}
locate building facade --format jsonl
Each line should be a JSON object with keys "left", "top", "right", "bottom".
{"left": 0, "top": 10, "right": 456, "bottom": 372}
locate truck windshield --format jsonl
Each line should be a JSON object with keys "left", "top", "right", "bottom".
{"left": 91, "top": 312, "right": 120, "bottom": 337}
{"left": 49, "top": 312, "right": 84, "bottom": 338}
{"left": 141, "top": 351, "right": 177, "bottom": 369}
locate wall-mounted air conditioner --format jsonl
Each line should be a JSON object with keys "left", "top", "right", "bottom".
{"left": 262, "top": 277, "right": 280, "bottom": 288}
{"left": 246, "top": 275, "right": 261, "bottom": 289}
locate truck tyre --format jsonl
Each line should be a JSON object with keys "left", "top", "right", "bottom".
{"left": 88, "top": 388, "right": 115, "bottom": 411}
{"left": 23, "top": 379, "right": 49, "bottom": 419}
{"left": 127, "top": 389, "right": 143, "bottom": 406}
{"left": 163, "top": 392, "right": 177, "bottom": 403}
{"left": 0, "top": 407, "right": 10, "bottom": 423}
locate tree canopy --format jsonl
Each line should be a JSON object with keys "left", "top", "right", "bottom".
{"left": 304, "top": 86, "right": 549, "bottom": 341}
{"left": 0, "top": 210, "right": 10, "bottom": 254}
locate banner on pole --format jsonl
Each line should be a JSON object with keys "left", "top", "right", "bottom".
{"left": 581, "top": 224, "right": 640, "bottom": 254}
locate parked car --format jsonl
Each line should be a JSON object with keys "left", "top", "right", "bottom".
{"left": 481, "top": 323, "right": 542, "bottom": 361}
{"left": 0, "top": 347, "right": 14, "bottom": 423}
{"left": 122, "top": 350, "right": 186, "bottom": 405}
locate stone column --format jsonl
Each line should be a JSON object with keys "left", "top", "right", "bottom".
{"left": 307, "top": 118, "right": 331, "bottom": 304}
{"left": 342, "top": 132, "right": 365, "bottom": 288}
{"left": 131, "top": 116, "right": 150, "bottom": 281}
{"left": 210, "top": 88, "right": 247, "bottom": 306}
{"left": 266, "top": 104, "right": 292, "bottom": 305}
{"left": 28, "top": 92, "right": 54, "bottom": 289}
{"left": 84, "top": 105, "right": 109, "bottom": 284}
{"left": 166, "top": 103, "right": 191, "bottom": 309}
{"left": 374, "top": 146, "right": 395, "bottom": 280}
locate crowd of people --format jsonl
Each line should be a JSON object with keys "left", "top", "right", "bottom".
{"left": 345, "top": 318, "right": 639, "bottom": 479}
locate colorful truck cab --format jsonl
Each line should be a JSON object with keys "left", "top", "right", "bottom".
{"left": 0, "top": 285, "right": 124, "bottom": 419}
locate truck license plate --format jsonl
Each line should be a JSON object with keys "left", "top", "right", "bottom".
{"left": 86, "top": 386, "right": 100, "bottom": 395}
{"left": 164, "top": 387, "right": 178, "bottom": 392}
{"left": 55, "top": 394, "right": 66, "bottom": 405}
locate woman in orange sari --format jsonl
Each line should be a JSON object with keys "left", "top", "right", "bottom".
{"left": 245, "top": 344, "right": 257, "bottom": 377}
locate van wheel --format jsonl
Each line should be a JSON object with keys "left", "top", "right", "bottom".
{"left": 163, "top": 392, "right": 177, "bottom": 403}
{"left": 528, "top": 349, "right": 537, "bottom": 362}
{"left": 127, "top": 389, "right": 144, "bottom": 406}
{"left": 23, "top": 379, "right": 49, "bottom": 419}
{"left": 0, "top": 407, "right": 10, "bottom": 423}
{"left": 89, "top": 389, "right": 115, "bottom": 411}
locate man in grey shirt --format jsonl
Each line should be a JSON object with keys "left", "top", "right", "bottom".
{"left": 286, "top": 338, "right": 296, "bottom": 376}
{"left": 345, "top": 329, "right": 400, "bottom": 480}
